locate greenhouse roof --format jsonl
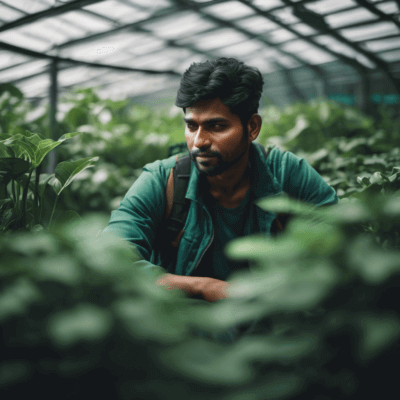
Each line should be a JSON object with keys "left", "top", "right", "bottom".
{"left": 1, "top": 0, "right": 400, "bottom": 104}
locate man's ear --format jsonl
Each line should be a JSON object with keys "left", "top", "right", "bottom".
{"left": 247, "top": 114, "right": 262, "bottom": 141}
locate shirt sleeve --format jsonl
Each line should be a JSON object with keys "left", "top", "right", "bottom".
{"left": 100, "top": 160, "right": 168, "bottom": 276}
{"left": 268, "top": 148, "right": 339, "bottom": 206}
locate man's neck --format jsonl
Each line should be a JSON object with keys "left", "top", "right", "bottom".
{"left": 207, "top": 165, "right": 251, "bottom": 199}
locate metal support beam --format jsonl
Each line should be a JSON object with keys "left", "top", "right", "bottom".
{"left": 0, "top": 41, "right": 180, "bottom": 76}
{"left": 0, "top": 0, "right": 105, "bottom": 33}
{"left": 46, "top": 59, "right": 58, "bottom": 174}
{"left": 54, "top": 0, "right": 229, "bottom": 51}
{"left": 355, "top": 0, "right": 400, "bottom": 30}
{"left": 239, "top": 1, "right": 367, "bottom": 77}
{"left": 172, "top": 0, "right": 326, "bottom": 80}
{"left": 283, "top": 0, "right": 400, "bottom": 94}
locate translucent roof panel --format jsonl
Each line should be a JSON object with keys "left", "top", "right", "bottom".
{"left": 364, "top": 37, "right": 400, "bottom": 52}
{"left": 376, "top": 2, "right": 399, "bottom": 14}
{"left": 83, "top": 1, "right": 151, "bottom": 23}
{"left": 1, "top": 0, "right": 51, "bottom": 14}
{"left": 305, "top": 0, "right": 357, "bottom": 15}
{"left": 143, "top": 11, "right": 216, "bottom": 39}
{"left": 203, "top": 1, "right": 255, "bottom": 20}
{"left": 379, "top": 49, "right": 400, "bottom": 62}
{"left": 17, "top": 74, "right": 50, "bottom": 98}
{"left": 281, "top": 41, "right": 336, "bottom": 65}
{"left": 60, "top": 11, "right": 114, "bottom": 34}
{"left": 268, "top": 28, "right": 297, "bottom": 44}
{"left": 215, "top": 39, "right": 264, "bottom": 57}
{"left": 236, "top": 16, "right": 279, "bottom": 34}
{"left": 0, "top": 59, "right": 49, "bottom": 83}
{"left": 58, "top": 66, "right": 109, "bottom": 88}
{"left": 187, "top": 28, "right": 250, "bottom": 51}
{"left": 340, "top": 21, "right": 400, "bottom": 42}
{"left": 326, "top": 7, "right": 378, "bottom": 29}
{"left": 252, "top": 0, "right": 284, "bottom": 12}
{"left": 0, "top": 3, "right": 25, "bottom": 22}
{"left": 0, "top": 52, "right": 30, "bottom": 70}
{"left": 0, "top": 0, "right": 399, "bottom": 103}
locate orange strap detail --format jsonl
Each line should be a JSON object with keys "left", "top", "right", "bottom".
{"left": 165, "top": 155, "right": 178, "bottom": 220}
{"left": 171, "top": 229, "right": 185, "bottom": 247}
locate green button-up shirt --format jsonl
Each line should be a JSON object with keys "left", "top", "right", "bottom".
{"left": 102, "top": 142, "right": 339, "bottom": 278}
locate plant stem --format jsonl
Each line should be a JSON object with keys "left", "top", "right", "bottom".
{"left": 21, "top": 170, "right": 33, "bottom": 228}
{"left": 48, "top": 193, "right": 59, "bottom": 230}
{"left": 16, "top": 180, "right": 20, "bottom": 211}
{"left": 12, "top": 179, "right": 16, "bottom": 208}
{"left": 33, "top": 164, "right": 41, "bottom": 225}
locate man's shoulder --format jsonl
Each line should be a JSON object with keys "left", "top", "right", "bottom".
{"left": 143, "top": 153, "right": 182, "bottom": 174}
{"left": 264, "top": 146, "right": 303, "bottom": 171}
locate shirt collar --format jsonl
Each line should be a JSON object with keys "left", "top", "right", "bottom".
{"left": 186, "top": 142, "right": 283, "bottom": 208}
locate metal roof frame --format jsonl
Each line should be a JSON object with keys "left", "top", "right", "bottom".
{"left": 1, "top": 0, "right": 400, "bottom": 102}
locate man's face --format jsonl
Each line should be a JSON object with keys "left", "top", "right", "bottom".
{"left": 184, "top": 97, "right": 249, "bottom": 177}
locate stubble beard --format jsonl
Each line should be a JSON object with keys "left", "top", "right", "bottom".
{"left": 190, "top": 128, "right": 249, "bottom": 177}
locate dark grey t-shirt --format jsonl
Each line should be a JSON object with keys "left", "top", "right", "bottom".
{"left": 194, "top": 177, "right": 259, "bottom": 281}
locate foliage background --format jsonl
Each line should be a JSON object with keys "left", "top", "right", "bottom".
{"left": 1, "top": 83, "right": 400, "bottom": 399}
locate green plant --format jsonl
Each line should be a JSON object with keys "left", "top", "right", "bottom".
{"left": 0, "top": 130, "right": 98, "bottom": 232}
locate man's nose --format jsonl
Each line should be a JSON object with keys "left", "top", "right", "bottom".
{"left": 193, "top": 126, "right": 211, "bottom": 148}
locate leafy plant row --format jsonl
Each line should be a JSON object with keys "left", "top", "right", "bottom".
{"left": 1, "top": 84, "right": 400, "bottom": 399}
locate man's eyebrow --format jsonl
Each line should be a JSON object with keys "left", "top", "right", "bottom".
{"left": 183, "top": 117, "right": 228, "bottom": 123}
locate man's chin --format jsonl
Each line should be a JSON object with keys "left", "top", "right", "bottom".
{"left": 194, "top": 161, "right": 221, "bottom": 177}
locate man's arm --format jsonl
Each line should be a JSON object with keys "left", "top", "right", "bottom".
{"left": 156, "top": 273, "right": 230, "bottom": 302}
{"left": 101, "top": 160, "right": 171, "bottom": 275}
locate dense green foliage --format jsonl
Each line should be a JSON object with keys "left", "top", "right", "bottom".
{"left": 1, "top": 84, "right": 400, "bottom": 399}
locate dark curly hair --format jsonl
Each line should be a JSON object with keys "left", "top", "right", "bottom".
{"left": 175, "top": 58, "right": 264, "bottom": 128}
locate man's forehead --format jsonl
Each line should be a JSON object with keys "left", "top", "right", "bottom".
{"left": 185, "top": 98, "right": 234, "bottom": 118}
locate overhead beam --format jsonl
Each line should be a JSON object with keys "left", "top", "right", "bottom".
{"left": 172, "top": 0, "right": 326, "bottom": 80}
{"left": 171, "top": 0, "right": 325, "bottom": 102}
{"left": 280, "top": 0, "right": 400, "bottom": 93}
{"left": 264, "top": 0, "right": 392, "bottom": 15}
{"left": 54, "top": 0, "right": 230, "bottom": 51}
{"left": 239, "top": 0, "right": 371, "bottom": 73}
{"left": 356, "top": 0, "right": 400, "bottom": 30}
{"left": 0, "top": 41, "right": 180, "bottom": 76}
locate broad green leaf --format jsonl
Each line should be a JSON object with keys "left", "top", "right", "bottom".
{"left": 0, "top": 199, "right": 12, "bottom": 207}
{"left": 284, "top": 115, "right": 309, "bottom": 142}
{"left": 36, "top": 173, "right": 55, "bottom": 198}
{"left": 357, "top": 176, "right": 370, "bottom": 188}
{"left": 33, "top": 132, "right": 81, "bottom": 168}
{"left": 47, "top": 303, "right": 113, "bottom": 348}
{"left": 370, "top": 172, "right": 387, "bottom": 185}
{"left": 0, "top": 83, "right": 23, "bottom": 99}
{"left": 0, "top": 141, "right": 14, "bottom": 158}
{"left": 2, "top": 132, "right": 82, "bottom": 170}
{"left": 255, "top": 195, "right": 317, "bottom": 216}
{"left": 2, "top": 135, "right": 32, "bottom": 160}
{"left": 0, "top": 158, "right": 30, "bottom": 180}
{"left": 357, "top": 313, "right": 400, "bottom": 362}
{"left": 50, "top": 210, "right": 82, "bottom": 233}
{"left": 224, "top": 235, "right": 305, "bottom": 262}
{"left": 53, "top": 157, "right": 99, "bottom": 195}
{"left": 24, "top": 130, "right": 46, "bottom": 140}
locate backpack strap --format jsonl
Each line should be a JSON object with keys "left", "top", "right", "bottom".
{"left": 164, "top": 154, "right": 191, "bottom": 248}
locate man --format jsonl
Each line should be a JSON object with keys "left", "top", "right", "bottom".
{"left": 103, "top": 58, "right": 338, "bottom": 309}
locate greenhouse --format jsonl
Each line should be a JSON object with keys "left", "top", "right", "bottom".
{"left": 1, "top": 1, "right": 400, "bottom": 399}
